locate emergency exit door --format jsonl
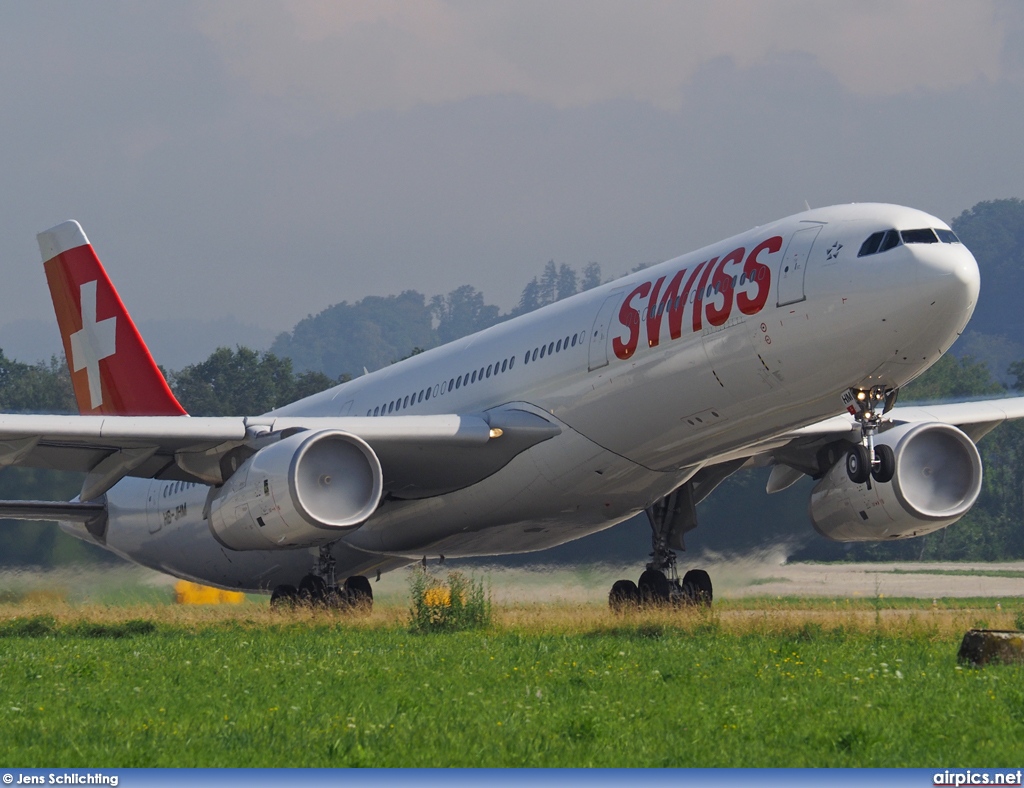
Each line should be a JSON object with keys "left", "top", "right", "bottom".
{"left": 776, "top": 225, "right": 822, "bottom": 307}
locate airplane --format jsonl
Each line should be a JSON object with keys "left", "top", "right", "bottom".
{"left": 2, "top": 203, "right": 1022, "bottom": 609}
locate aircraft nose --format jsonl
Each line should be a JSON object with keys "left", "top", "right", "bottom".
{"left": 912, "top": 240, "right": 980, "bottom": 320}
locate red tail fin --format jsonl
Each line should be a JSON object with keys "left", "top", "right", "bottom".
{"left": 37, "top": 221, "right": 187, "bottom": 416}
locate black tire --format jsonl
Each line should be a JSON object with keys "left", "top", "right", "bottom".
{"left": 270, "top": 584, "right": 298, "bottom": 608}
{"left": 298, "top": 574, "right": 328, "bottom": 605}
{"left": 872, "top": 444, "right": 895, "bottom": 484}
{"left": 638, "top": 569, "right": 671, "bottom": 605}
{"left": 845, "top": 445, "right": 870, "bottom": 484}
{"left": 609, "top": 579, "right": 641, "bottom": 611}
{"left": 681, "top": 569, "right": 713, "bottom": 606}
{"left": 344, "top": 575, "right": 374, "bottom": 612}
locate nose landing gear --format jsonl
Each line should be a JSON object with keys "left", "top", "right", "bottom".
{"left": 843, "top": 385, "right": 896, "bottom": 486}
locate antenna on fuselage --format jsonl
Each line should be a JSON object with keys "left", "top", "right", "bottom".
{"left": 804, "top": 200, "right": 812, "bottom": 211}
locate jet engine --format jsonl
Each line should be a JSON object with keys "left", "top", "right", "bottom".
{"left": 810, "top": 422, "right": 982, "bottom": 542}
{"left": 208, "top": 429, "right": 382, "bottom": 551}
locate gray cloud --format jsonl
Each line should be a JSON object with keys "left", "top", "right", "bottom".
{"left": 0, "top": 2, "right": 1021, "bottom": 366}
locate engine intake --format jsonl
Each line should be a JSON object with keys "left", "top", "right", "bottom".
{"left": 810, "top": 422, "right": 982, "bottom": 542}
{"left": 209, "top": 429, "right": 382, "bottom": 550}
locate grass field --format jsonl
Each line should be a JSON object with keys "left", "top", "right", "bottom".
{"left": 1, "top": 580, "right": 1023, "bottom": 768}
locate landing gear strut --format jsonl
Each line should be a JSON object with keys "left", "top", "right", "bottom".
{"left": 608, "top": 486, "right": 713, "bottom": 610}
{"left": 844, "top": 386, "right": 896, "bottom": 487}
{"left": 270, "top": 545, "right": 373, "bottom": 611}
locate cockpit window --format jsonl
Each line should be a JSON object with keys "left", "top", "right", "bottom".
{"left": 859, "top": 227, "right": 959, "bottom": 257}
{"left": 901, "top": 228, "right": 938, "bottom": 244}
{"left": 858, "top": 232, "right": 884, "bottom": 257}
{"left": 878, "top": 229, "right": 901, "bottom": 252}
{"left": 858, "top": 229, "right": 902, "bottom": 257}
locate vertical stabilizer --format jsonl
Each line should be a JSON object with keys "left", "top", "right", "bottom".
{"left": 37, "top": 221, "right": 187, "bottom": 416}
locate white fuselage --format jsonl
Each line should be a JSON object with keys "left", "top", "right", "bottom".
{"left": 67, "top": 204, "right": 981, "bottom": 591}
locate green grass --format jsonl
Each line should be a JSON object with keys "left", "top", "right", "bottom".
{"left": 0, "top": 612, "right": 1022, "bottom": 767}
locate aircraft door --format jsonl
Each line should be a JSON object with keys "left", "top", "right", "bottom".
{"left": 776, "top": 225, "right": 822, "bottom": 307}
{"left": 588, "top": 292, "right": 623, "bottom": 371}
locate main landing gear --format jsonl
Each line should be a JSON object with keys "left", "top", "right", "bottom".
{"left": 270, "top": 546, "right": 373, "bottom": 611}
{"left": 608, "top": 487, "right": 713, "bottom": 611}
{"left": 843, "top": 385, "right": 896, "bottom": 487}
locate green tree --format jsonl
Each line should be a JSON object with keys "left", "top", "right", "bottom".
{"left": 900, "top": 354, "right": 1005, "bottom": 402}
{"left": 270, "top": 291, "right": 436, "bottom": 380}
{"left": 538, "top": 261, "right": 558, "bottom": 306}
{"left": 951, "top": 198, "right": 1024, "bottom": 340}
{"left": 555, "top": 264, "right": 578, "bottom": 301}
{"left": 0, "top": 350, "right": 76, "bottom": 413}
{"left": 169, "top": 347, "right": 336, "bottom": 416}
{"left": 581, "top": 262, "right": 602, "bottom": 291}
{"left": 430, "top": 285, "right": 501, "bottom": 345}
{"left": 512, "top": 278, "right": 542, "bottom": 316}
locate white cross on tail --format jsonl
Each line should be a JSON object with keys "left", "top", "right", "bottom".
{"left": 70, "top": 280, "right": 116, "bottom": 409}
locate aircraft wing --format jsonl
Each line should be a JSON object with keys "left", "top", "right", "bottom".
{"left": 783, "top": 396, "right": 1024, "bottom": 442}
{"left": 0, "top": 406, "right": 560, "bottom": 503}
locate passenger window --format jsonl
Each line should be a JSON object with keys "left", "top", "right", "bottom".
{"left": 509, "top": 357, "right": 515, "bottom": 369}
{"left": 532, "top": 348, "right": 538, "bottom": 361}
{"left": 901, "top": 228, "right": 938, "bottom": 244}
{"left": 556, "top": 339, "right": 562, "bottom": 352}
{"left": 502, "top": 359, "right": 508, "bottom": 372}
{"left": 540, "top": 345, "right": 546, "bottom": 359}
{"left": 548, "top": 342, "right": 554, "bottom": 355}
{"left": 486, "top": 364, "right": 492, "bottom": 378}
{"left": 571, "top": 334, "right": 577, "bottom": 348}
{"left": 878, "top": 230, "right": 901, "bottom": 253}
{"left": 374, "top": 406, "right": 380, "bottom": 416}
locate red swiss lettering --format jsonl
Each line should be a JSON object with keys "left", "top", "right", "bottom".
{"left": 737, "top": 236, "right": 781, "bottom": 315}
{"left": 613, "top": 282, "right": 651, "bottom": 360}
{"left": 705, "top": 246, "right": 744, "bottom": 327}
{"left": 644, "top": 276, "right": 666, "bottom": 348}
{"left": 691, "top": 257, "right": 718, "bottom": 333}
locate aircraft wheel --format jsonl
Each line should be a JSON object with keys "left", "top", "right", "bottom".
{"left": 638, "top": 569, "right": 671, "bottom": 605}
{"left": 845, "top": 445, "right": 871, "bottom": 484}
{"left": 871, "top": 445, "right": 896, "bottom": 484}
{"left": 609, "top": 579, "right": 641, "bottom": 612}
{"left": 298, "top": 574, "right": 328, "bottom": 606}
{"left": 270, "top": 584, "right": 298, "bottom": 609}
{"left": 344, "top": 575, "right": 373, "bottom": 612}
{"left": 681, "top": 569, "right": 713, "bottom": 606}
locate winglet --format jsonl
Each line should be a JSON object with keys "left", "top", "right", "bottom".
{"left": 38, "top": 221, "right": 188, "bottom": 416}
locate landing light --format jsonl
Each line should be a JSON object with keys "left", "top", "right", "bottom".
{"left": 489, "top": 428, "right": 504, "bottom": 439}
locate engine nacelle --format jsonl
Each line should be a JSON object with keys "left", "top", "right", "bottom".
{"left": 208, "top": 430, "right": 383, "bottom": 550}
{"left": 810, "top": 422, "right": 982, "bottom": 542}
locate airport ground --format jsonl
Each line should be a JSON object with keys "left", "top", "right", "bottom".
{"left": 0, "top": 561, "right": 1022, "bottom": 767}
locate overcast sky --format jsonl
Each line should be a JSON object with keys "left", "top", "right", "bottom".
{"left": 2, "top": 1, "right": 1023, "bottom": 365}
